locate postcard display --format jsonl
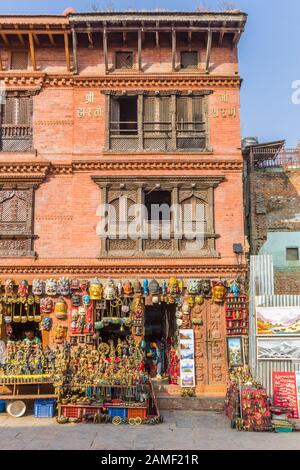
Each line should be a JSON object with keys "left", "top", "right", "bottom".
{"left": 273, "top": 371, "right": 300, "bottom": 418}
{"left": 179, "top": 329, "right": 195, "bottom": 388}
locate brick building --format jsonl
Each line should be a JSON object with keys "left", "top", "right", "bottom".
{"left": 244, "top": 141, "right": 300, "bottom": 295}
{"left": 0, "top": 11, "right": 247, "bottom": 394}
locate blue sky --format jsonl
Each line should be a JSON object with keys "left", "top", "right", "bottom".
{"left": 1, "top": 0, "right": 299, "bottom": 146}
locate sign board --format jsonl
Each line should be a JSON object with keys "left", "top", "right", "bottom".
{"left": 273, "top": 371, "right": 299, "bottom": 418}
{"left": 179, "top": 329, "right": 195, "bottom": 388}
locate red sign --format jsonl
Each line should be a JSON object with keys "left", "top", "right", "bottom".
{"left": 273, "top": 372, "right": 298, "bottom": 418}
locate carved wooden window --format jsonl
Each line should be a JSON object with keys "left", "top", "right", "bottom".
{"left": 107, "top": 92, "right": 209, "bottom": 152}
{"left": 0, "top": 93, "right": 33, "bottom": 152}
{"left": 0, "top": 187, "right": 35, "bottom": 257}
{"left": 115, "top": 51, "right": 133, "bottom": 69}
{"left": 176, "top": 96, "right": 207, "bottom": 150}
{"left": 180, "top": 51, "right": 198, "bottom": 69}
{"left": 10, "top": 51, "right": 28, "bottom": 70}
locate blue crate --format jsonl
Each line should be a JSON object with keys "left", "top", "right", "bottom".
{"left": 0, "top": 400, "right": 6, "bottom": 413}
{"left": 34, "top": 399, "right": 56, "bottom": 418}
{"left": 107, "top": 407, "right": 127, "bottom": 418}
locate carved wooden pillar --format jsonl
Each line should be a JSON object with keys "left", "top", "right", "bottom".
{"left": 138, "top": 29, "right": 142, "bottom": 72}
{"left": 137, "top": 94, "right": 143, "bottom": 151}
{"left": 99, "top": 184, "right": 109, "bottom": 257}
{"left": 171, "top": 26, "right": 176, "bottom": 71}
{"left": 71, "top": 27, "right": 78, "bottom": 74}
{"left": 171, "top": 94, "right": 177, "bottom": 150}
{"left": 103, "top": 24, "right": 108, "bottom": 74}
{"left": 104, "top": 93, "right": 110, "bottom": 151}
{"left": 137, "top": 183, "right": 144, "bottom": 253}
{"left": 171, "top": 185, "right": 179, "bottom": 254}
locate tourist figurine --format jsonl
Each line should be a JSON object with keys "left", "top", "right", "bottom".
{"left": 117, "top": 280, "right": 123, "bottom": 297}
{"left": 161, "top": 280, "right": 167, "bottom": 295}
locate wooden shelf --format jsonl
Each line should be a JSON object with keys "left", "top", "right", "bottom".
{"left": 0, "top": 394, "right": 57, "bottom": 400}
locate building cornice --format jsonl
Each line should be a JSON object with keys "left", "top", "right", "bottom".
{"left": 0, "top": 263, "right": 247, "bottom": 277}
{"left": 0, "top": 73, "right": 241, "bottom": 90}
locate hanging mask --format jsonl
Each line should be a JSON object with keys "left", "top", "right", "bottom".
{"left": 229, "top": 280, "right": 241, "bottom": 297}
{"left": 143, "top": 279, "right": 149, "bottom": 296}
{"left": 82, "top": 294, "right": 90, "bottom": 305}
{"left": 32, "top": 279, "right": 45, "bottom": 296}
{"left": 71, "top": 294, "right": 82, "bottom": 307}
{"left": 188, "top": 279, "right": 200, "bottom": 295}
{"left": 58, "top": 277, "right": 71, "bottom": 296}
{"left": 212, "top": 281, "right": 226, "bottom": 304}
{"left": 133, "top": 280, "right": 142, "bottom": 294}
{"left": 45, "top": 279, "right": 58, "bottom": 296}
{"left": 54, "top": 297, "right": 68, "bottom": 320}
{"left": 4, "top": 279, "right": 15, "bottom": 294}
{"left": 70, "top": 279, "right": 80, "bottom": 291}
{"left": 104, "top": 279, "right": 116, "bottom": 300}
{"left": 89, "top": 278, "right": 103, "bottom": 300}
{"left": 18, "top": 279, "right": 29, "bottom": 298}
{"left": 40, "top": 297, "right": 54, "bottom": 314}
{"left": 200, "top": 279, "right": 211, "bottom": 297}
{"left": 149, "top": 279, "right": 160, "bottom": 295}
{"left": 123, "top": 280, "right": 133, "bottom": 296}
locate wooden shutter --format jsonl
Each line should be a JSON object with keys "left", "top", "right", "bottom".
{"left": 18, "top": 97, "right": 31, "bottom": 124}
{"left": 10, "top": 51, "right": 28, "bottom": 70}
{"left": 180, "top": 51, "right": 198, "bottom": 69}
{"left": 159, "top": 97, "right": 170, "bottom": 130}
{"left": 143, "top": 97, "right": 155, "bottom": 131}
{"left": 110, "top": 97, "right": 120, "bottom": 133}
{"left": 4, "top": 97, "right": 17, "bottom": 124}
{"left": 177, "top": 96, "right": 189, "bottom": 130}
{"left": 192, "top": 96, "right": 204, "bottom": 131}
{"left": 115, "top": 51, "right": 133, "bottom": 69}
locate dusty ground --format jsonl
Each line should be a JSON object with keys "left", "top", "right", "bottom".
{"left": 0, "top": 410, "right": 299, "bottom": 450}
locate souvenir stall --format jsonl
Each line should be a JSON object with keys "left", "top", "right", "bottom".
{"left": 0, "top": 275, "right": 248, "bottom": 422}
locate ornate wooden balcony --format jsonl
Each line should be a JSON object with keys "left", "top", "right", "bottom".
{"left": 0, "top": 124, "right": 33, "bottom": 152}
{"left": 251, "top": 146, "right": 300, "bottom": 169}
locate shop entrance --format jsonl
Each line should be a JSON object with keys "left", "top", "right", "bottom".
{"left": 144, "top": 304, "right": 176, "bottom": 379}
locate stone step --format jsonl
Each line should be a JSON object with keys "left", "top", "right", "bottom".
{"left": 157, "top": 395, "right": 225, "bottom": 412}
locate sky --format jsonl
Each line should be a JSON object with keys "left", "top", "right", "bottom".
{"left": 0, "top": 0, "right": 299, "bottom": 146}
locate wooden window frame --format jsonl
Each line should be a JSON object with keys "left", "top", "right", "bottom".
{"left": 115, "top": 50, "right": 134, "bottom": 70}
{"left": 180, "top": 50, "right": 199, "bottom": 70}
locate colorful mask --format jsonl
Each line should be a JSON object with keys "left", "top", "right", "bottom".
{"left": 229, "top": 280, "right": 240, "bottom": 297}
{"left": 123, "top": 280, "right": 133, "bottom": 296}
{"left": 212, "top": 282, "right": 226, "bottom": 303}
{"left": 89, "top": 279, "right": 103, "bottom": 300}
{"left": 54, "top": 297, "right": 68, "bottom": 319}
{"left": 40, "top": 297, "right": 54, "bottom": 314}
{"left": 188, "top": 296, "right": 195, "bottom": 308}
{"left": 70, "top": 279, "right": 80, "bottom": 291}
{"left": 188, "top": 279, "right": 200, "bottom": 295}
{"left": 4, "top": 279, "right": 15, "bottom": 294}
{"left": 82, "top": 294, "right": 90, "bottom": 305}
{"left": 133, "top": 280, "right": 142, "bottom": 293}
{"left": 104, "top": 279, "right": 116, "bottom": 300}
{"left": 80, "top": 280, "right": 89, "bottom": 294}
{"left": 200, "top": 280, "right": 211, "bottom": 297}
{"left": 18, "top": 279, "right": 29, "bottom": 298}
{"left": 42, "top": 317, "right": 52, "bottom": 332}
{"left": 32, "top": 279, "right": 45, "bottom": 296}
{"left": 58, "top": 277, "right": 71, "bottom": 296}
{"left": 149, "top": 279, "right": 160, "bottom": 295}
{"left": 167, "top": 277, "right": 178, "bottom": 295}
{"left": 45, "top": 279, "right": 57, "bottom": 296}
{"left": 71, "top": 294, "right": 82, "bottom": 307}
{"left": 195, "top": 295, "right": 204, "bottom": 305}
{"left": 143, "top": 279, "right": 149, "bottom": 296}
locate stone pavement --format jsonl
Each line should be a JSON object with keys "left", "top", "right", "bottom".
{"left": 0, "top": 410, "right": 299, "bottom": 450}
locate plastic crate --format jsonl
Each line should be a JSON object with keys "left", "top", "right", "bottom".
{"left": 0, "top": 400, "right": 6, "bottom": 413}
{"left": 127, "top": 407, "right": 147, "bottom": 420}
{"left": 107, "top": 407, "right": 127, "bottom": 418}
{"left": 61, "top": 405, "right": 82, "bottom": 419}
{"left": 34, "top": 399, "right": 56, "bottom": 418}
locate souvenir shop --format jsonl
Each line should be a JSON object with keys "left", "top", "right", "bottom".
{"left": 0, "top": 276, "right": 249, "bottom": 424}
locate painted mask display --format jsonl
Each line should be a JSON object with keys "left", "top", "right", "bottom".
{"left": 32, "top": 279, "right": 45, "bottom": 296}
{"left": 54, "top": 297, "right": 68, "bottom": 320}
{"left": 104, "top": 279, "right": 116, "bottom": 300}
{"left": 149, "top": 279, "right": 160, "bottom": 295}
{"left": 123, "top": 280, "right": 133, "bottom": 296}
{"left": 212, "top": 281, "right": 227, "bottom": 303}
{"left": 45, "top": 279, "right": 58, "bottom": 296}
{"left": 4, "top": 279, "right": 15, "bottom": 295}
{"left": 18, "top": 279, "right": 29, "bottom": 298}
{"left": 58, "top": 277, "right": 71, "bottom": 296}
{"left": 229, "top": 280, "right": 241, "bottom": 297}
{"left": 200, "top": 280, "right": 211, "bottom": 297}
{"left": 188, "top": 279, "right": 200, "bottom": 295}
{"left": 89, "top": 279, "right": 103, "bottom": 300}
{"left": 71, "top": 294, "right": 82, "bottom": 307}
{"left": 40, "top": 297, "right": 54, "bottom": 315}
